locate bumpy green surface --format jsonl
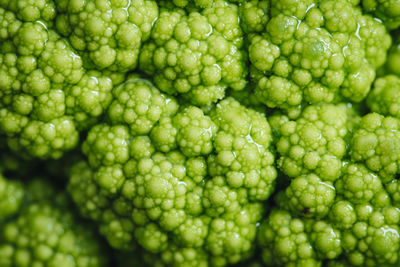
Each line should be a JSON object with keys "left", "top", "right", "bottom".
{"left": 277, "top": 103, "right": 348, "bottom": 181}
{"left": 139, "top": 0, "right": 247, "bottom": 106}
{"left": 362, "top": 0, "right": 400, "bottom": 30}
{"left": 0, "top": 178, "right": 108, "bottom": 267}
{"left": 350, "top": 113, "right": 400, "bottom": 182}
{"left": 249, "top": 0, "right": 391, "bottom": 115}
{"left": 55, "top": 0, "right": 158, "bottom": 72}
{"left": 0, "top": 8, "right": 119, "bottom": 159}
{"left": 68, "top": 95, "right": 276, "bottom": 266}
{"left": 367, "top": 75, "right": 400, "bottom": 118}
{"left": 285, "top": 173, "right": 336, "bottom": 218}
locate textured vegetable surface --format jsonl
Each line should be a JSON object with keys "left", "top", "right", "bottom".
{"left": 1, "top": 0, "right": 400, "bottom": 266}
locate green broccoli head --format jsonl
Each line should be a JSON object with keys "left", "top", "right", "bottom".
{"left": 249, "top": 0, "right": 391, "bottom": 114}
{"left": 284, "top": 173, "right": 336, "bottom": 219}
{"left": 55, "top": 0, "right": 159, "bottom": 72}
{"left": 68, "top": 94, "right": 276, "bottom": 266}
{"left": 139, "top": 0, "right": 247, "bottom": 106}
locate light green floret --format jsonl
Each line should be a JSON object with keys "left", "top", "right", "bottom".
{"left": 206, "top": 203, "right": 263, "bottom": 267}
{"left": 250, "top": 0, "right": 391, "bottom": 113}
{"left": 258, "top": 209, "right": 322, "bottom": 267}
{"left": 55, "top": 0, "right": 158, "bottom": 72}
{"left": 0, "top": 179, "right": 108, "bottom": 267}
{"left": 108, "top": 77, "right": 179, "bottom": 135}
{"left": 305, "top": 220, "right": 342, "bottom": 260}
{"left": 161, "top": 245, "right": 208, "bottom": 267}
{"left": 239, "top": 0, "right": 269, "bottom": 34}
{"left": 350, "top": 113, "right": 400, "bottom": 183}
{"left": 367, "top": 75, "right": 400, "bottom": 119}
{"left": 65, "top": 71, "right": 113, "bottom": 130}
{"left": 285, "top": 174, "right": 336, "bottom": 218}
{"left": 0, "top": 10, "right": 96, "bottom": 159}
{"left": 151, "top": 106, "right": 217, "bottom": 157}
{"left": 277, "top": 103, "right": 348, "bottom": 181}
{"left": 385, "top": 34, "right": 400, "bottom": 76}
{"left": 82, "top": 124, "right": 131, "bottom": 168}
{"left": 339, "top": 203, "right": 400, "bottom": 266}
{"left": 0, "top": 174, "right": 23, "bottom": 222}
{"left": 335, "top": 163, "right": 383, "bottom": 204}
{"left": 208, "top": 97, "right": 277, "bottom": 201}
{"left": 12, "top": 116, "right": 79, "bottom": 159}
{"left": 139, "top": 1, "right": 247, "bottom": 106}
{"left": 362, "top": 0, "right": 400, "bottom": 30}
{"left": 0, "top": 0, "right": 56, "bottom": 23}
{"left": 68, "top": 161, "right": 137, "bottom": 250}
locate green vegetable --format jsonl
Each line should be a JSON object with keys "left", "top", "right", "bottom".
{"left": 0, "top": 175, "right": 108, "bottom": 266}
{"left": 139, "top": 0, "right": 247, "bottom": 106}
{"left": 2, "top": 1, "right": 400, "bottom": 267}
{"left": 67, "top": 91, "right": 277, "bottom": 266}
{"left": 248, "top": 0, "right": 391, "bottom": 116}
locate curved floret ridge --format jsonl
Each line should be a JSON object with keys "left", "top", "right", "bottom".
{"left": 55, "top": 0, "right": 159, "bottom": 72}
{"left": 139, "top": 1, "right": 247, "bottom": 106}
{"left": 249, "top": 0, "right": 391, "bottom": 113}
{"left": 277, "top": 103, "right": 348, "bottom": 181}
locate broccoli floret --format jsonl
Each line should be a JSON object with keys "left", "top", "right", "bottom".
{"left": 55, "top": 0, "right": 158, "bottom": 72}
{"left": 277, "top": 103, "right": 348, "bottom": 181}
{"left": 139, "top": 0, "right": 247, "bottom": 106}
{"left": 335, "top": 163, "right": 383, "bottom": 204}
{"left": 0, "top": 8, "right": 120, "bottom": 159}
{"left": 107, "top": 76, "right": 179, "bottom": 135}
{"left": 249, "top": 0, "right": 391, "bottom": 113}
{"left": 0, "top": 177, "right": 109, "bottom": 266}
{"left": 285, "top": 173, "right": 336, "bottom": 218}
{"left": 367, "top": 75, "right": 400, "bottom": 119}
{"left": 0, "top": 0, "right": 56, "bottom": 23}
{"left": 0, "top": 174, "right": 23, "bottom": 222}
{"left": 258, "top": 209, "right": 335, "bottom": 266}
{"left": 350, "top": 113, "right": 400, "bottom": 182}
